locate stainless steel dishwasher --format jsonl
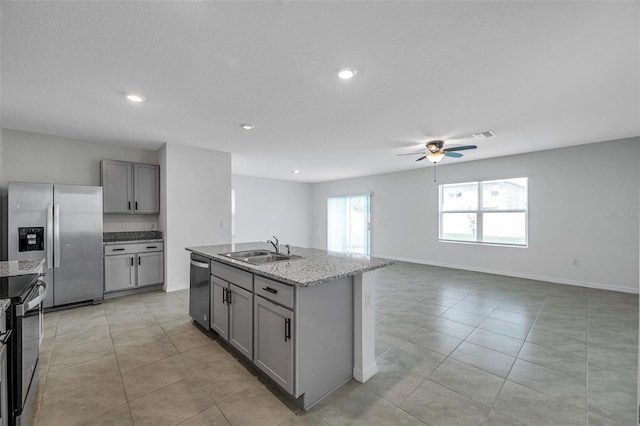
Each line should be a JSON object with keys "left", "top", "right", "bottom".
{"left": 189, "top": 253, "right": 211, "bottom": 330}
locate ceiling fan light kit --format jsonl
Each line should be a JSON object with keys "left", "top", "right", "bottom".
{"left": 426, "top": 152, "right": 444, "bottom": 163}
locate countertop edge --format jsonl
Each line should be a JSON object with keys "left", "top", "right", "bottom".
{"left": 186, "top": 246, "right": 394, "bottom": 287}
{"left": 103, "top": 238, "right": 164, "bottom": 246}
{"left": 0, "top": 259, "right": 46, "bottom": 278}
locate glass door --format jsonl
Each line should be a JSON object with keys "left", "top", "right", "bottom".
{"left": 327, "top": 194, "right": 371, "bottom": 255}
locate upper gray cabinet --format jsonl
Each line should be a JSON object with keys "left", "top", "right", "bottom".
{"left": 133, "top": 163, "right": 160, "bottom": 214}
{"left": 101, "top": 160, "right": 133, "bottom": 214}
{"left": 101, "top": 159, "right": 160, "bottom": 214}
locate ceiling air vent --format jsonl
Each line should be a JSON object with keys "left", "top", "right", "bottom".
{"left": 473, "top": 131, "right": 495, "bottom": 139}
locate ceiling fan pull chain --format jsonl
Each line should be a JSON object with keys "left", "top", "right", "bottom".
{"left": 433, "top": 163, "right": 437, "bottom": 182}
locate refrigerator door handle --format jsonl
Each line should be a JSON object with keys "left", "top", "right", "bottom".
{"left": 54, "top": 203, "right": 61, "bottom": 268}
{"left": 47, "top": 204, "right": 54, "bottom": 269}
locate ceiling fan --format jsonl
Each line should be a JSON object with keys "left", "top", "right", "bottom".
{"left": 397, "top": 140, "right": 477, "bottom": 163}
{"left": 397, "top": 139, "right": 478, "bottom": 182}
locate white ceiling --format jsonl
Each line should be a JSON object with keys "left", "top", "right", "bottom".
{"left": 2, "top": 1, "right": 638, "bottom": 183}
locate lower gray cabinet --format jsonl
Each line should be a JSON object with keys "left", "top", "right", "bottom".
{"left": 211, "top": 276, "right": 253, "bottom": 359}
{"left": 104, "top": 254, "right": 136, "bottom": 292}
{"left": 254, "top": 295, "right": 294, "bottom": 394}
{"left": 138, "top": 252, "right": 164, "bottom": 286}
{"left": 229, "top": 285, "right": 253, "bottom": 359}
{"left": 211, "top": 277, "right": 229, "bottom": 340}
{"left": 104, "top": 243, "right": 164, "bottom": 293}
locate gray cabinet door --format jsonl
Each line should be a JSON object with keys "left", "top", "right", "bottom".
{"left": 211, "top": 277, "right": 229, "bottom": 340}
{"left": 229, "top": 284, "right": 253, "bottom": 359}
{"left": 254, "top": 295, "right": 294, "bottom": 394}
{"left": 133, "top": 163, "right": 160, "bottom": 214}
{"left": 104, "top": 254, "right": 136, "bottom": 292}
{"left": 101, "top": 160, "right": 133, "bottom": 214}
{"left": 137, "top": 252, "right": 164, "bottom": 287}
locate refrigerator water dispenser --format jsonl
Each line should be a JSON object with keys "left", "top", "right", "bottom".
{"left": 18, "top": 227, "right": 44, "bottom": 252}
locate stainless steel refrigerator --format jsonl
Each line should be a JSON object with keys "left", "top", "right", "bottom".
{"left": 8, "top": 182, "right": 104, "bottom": 308}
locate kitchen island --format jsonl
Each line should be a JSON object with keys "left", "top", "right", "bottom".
{"left": 186, "top": 242, "right": 393, "bottom": 410}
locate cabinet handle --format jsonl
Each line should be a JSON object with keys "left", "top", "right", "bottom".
{"left": 284, "top": 318, "right": 291, "bottom": 342}
{"left": 227, "top": 289, "right": 232, "bottom": 305}
{"left": 262, "top": 287, "right": 278, "bottom": 294}
{"left": 135, "top": 201, "right": 138, "bottom": 210}
{"left": 112, "top": 248, "right": 125, "bottom": 252}
{"left": 146, "top": 246, "right": 157, "bottom": 249}
{"left": 138, "top": 257, "right": 141, "bottom": 266}
{"left": 222, "top": 288, "right": 227, "bottom": 304}
{"left": 130, "top": 258, "right": 134, "bottom": 266}
{"left": 128, "top": 201, "right": 131, "bottom": 210}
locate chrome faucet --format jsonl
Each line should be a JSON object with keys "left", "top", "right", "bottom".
{"left": 267, "top": 236, "right": 280, "bottom": 253}
{"left": 285, "top": 244, "right": 291, "bottom": 256}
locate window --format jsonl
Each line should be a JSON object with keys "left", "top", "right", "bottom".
{"left": 439, "top": 177, "right": 528, "bottom": 246}
{"left": 327, "top": 194, "right": 370, "bottom": 255}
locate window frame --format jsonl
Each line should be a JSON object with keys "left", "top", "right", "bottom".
{"left": 438, "top": 177, "right": 528, "bottom": 247}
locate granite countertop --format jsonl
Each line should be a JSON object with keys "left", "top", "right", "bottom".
{"left": 0, "top": 299, "right": 10, "bottom": 315}
{"left": 186, "top": 242, "right": 394, "bottom": 287}
{"left": 0, "top": 259, "right": 45, "bottom": 278}
{"left": 103, "top": 231, "right": 164, "bottom": 245}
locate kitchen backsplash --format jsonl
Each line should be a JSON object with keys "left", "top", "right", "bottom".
{"left": 103, "top": 215, "right": 158, "bottom": 232}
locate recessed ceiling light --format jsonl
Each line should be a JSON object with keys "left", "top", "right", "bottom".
{"left": 337, "top": 68, "right": 357, "bottom": 80}
{"left": 241, "top": 124, "right": 255, "bottom": 130}
{"left": 473, "top": 130, "right": 495, "bottom": 139}
{"left": 290, "top": 170, "right": 301, "bottom": 174}
{"left": 126, "top": 94, "right": 145, "bottom": 103}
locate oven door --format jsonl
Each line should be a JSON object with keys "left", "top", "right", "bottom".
{"left": 15, "top": 280, "right": 46, "bottom": 424}
{"left": 1, "top": 311, "right": 10, "bottom": 426}
{"left": 1, "top": 339, "right": 8, "bottom": 426}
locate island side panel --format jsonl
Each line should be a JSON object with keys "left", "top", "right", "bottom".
{"left": 353, "top": 271, "right": 377, "bottom": 382}
{"left": 296, "top": 276, "right": 353, "bottom": 409}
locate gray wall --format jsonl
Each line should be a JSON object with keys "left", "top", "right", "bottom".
{"left": 1, "top": 129, "right": 160, "bottom": 232}
{"left": 2, "top": 128, "right": 637, "bottom": 294}
{"left": 1, "top": 129, "right": 158, "bottom": 186}
{"left": 311, "top": 138, "right": 640, "bottom": 293}
{"left": 232, "top": 175, "right": 312, "bottom": 247}
{"left": 158, "top": 142, "right": 232, "bottom": 291}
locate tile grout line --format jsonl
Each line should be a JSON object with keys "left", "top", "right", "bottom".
{"left": 105, "top": 301, "right": 138, "bottom": 426}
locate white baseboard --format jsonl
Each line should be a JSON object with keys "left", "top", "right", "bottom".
{"left": 377, "top": 253, "right": 639, "bottom": 295}
{"left": 353, "top": 362, "right": 378, "bottom": 383}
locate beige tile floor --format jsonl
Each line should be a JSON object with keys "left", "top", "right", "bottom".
{"left": 31, "top": 262, "right": 638, "bottom": 425}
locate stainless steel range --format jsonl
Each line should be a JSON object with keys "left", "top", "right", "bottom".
{"left": 1, "top": 274, "right": 47, "bottom": 426}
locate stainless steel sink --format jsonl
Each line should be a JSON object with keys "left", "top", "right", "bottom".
{"left": 223, "top": 250, "right": 272, "bottom": 258}
{"left": 245, "top": 254, "right": 293, "bottom": 264}
{"left": 220, "top": 250, "right": 303, "bottom": 265}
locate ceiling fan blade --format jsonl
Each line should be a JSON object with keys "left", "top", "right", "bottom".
{"left": 444, "top": 151, "right": 463, "bottom": 158}
{"left": 396, "top": 151, "right": 425, "bottom": 157}
{"left": 416, "top": 156, "right": 426, "bottom": 162}
{"left": 443, "top": 145, "right": 477, "bottom": 152}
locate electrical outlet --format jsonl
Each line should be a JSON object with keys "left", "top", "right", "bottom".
{"left": 572, "top": 258, "right": 580, "bottom": 266}
{"left": 365, "top": 293, "right": 371, "bottom": 308}
{"left": 122, "top": 222, "right": 128, "bottom": 229}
